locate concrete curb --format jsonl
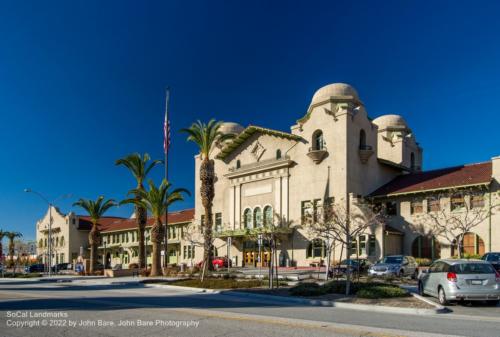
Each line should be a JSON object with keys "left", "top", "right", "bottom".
{"left": 143, "top": 283, "right": 220, "bottom": 293}
{"left": 142, "top": 283, "right": 447, "bottom": 315}
{"left": 221, "top": 291, "right": 446, "bottom": 315}
{"left": 410, "top": 292, "right": 449, "bottom": 313}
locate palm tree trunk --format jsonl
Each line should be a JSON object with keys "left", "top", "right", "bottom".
{"left": 150, "top": 219, "right": 163, "bottom": 276}
{"left": 200, "top": 158, "right": 215, "bottom": 281}
{"left": 9, "top": 240, "right": 14, "bottom": 265}
{"left": 88, "top": 223, "right": 100, "bottom": 274}
{"left": 136, "top": 204, "right": 147, "bottom": 269}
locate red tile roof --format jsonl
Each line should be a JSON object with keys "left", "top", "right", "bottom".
{"left": 78, "top": 208, "right": 195, "bottom": 232}
{"left": 369, "top": 162, "right": 492, "bottom": 197}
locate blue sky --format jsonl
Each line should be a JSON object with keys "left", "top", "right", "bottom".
{"left": 1, "top": 1, "right": 500, "bottom": 240}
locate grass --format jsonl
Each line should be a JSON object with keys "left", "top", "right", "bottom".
{"left": 168, "top": 278, "right": 267, "bottom": 289}
{"left": 289, "top": 280, "right": 410, "bottom": 299}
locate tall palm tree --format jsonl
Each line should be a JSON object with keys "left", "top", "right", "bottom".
{"left": 181, "top": 119, "right": 234, "bottom": 277}
{"left": 122, "top": 179, "right": 189, "bottom": 276}
{"left": 73, "top": 196, "right": 116, "bottom": 274}
{"left": 0, "top": 230, "right": 5, "bottom": 262}
{"left": 5, "top": 231, "right": 22, "bottom": 265}
{"left": 115, "top": 153, "right": 162, "bottom": 269}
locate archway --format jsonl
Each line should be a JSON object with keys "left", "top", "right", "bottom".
{"left": 411, "top": 235, "right": 440, "bottom": 260}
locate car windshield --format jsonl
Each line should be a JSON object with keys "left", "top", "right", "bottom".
{"left": 381, "top": 256, "right": 403, "bottom": 264}
{"left": 452, "top": 263, "right": 496, "bottom": 274}
{"left": 341, "top": 260, "right": 357, "bottom": 265}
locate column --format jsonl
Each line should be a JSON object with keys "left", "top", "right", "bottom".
{"left": 229, "top": 186, "right": 235, "bottom": 229}
{"left": 235, "top": 185, "right": 241, "bottom": 230}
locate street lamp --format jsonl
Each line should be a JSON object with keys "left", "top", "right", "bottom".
{"left": 25, "top": 188, "right": 71, "bottom": 277}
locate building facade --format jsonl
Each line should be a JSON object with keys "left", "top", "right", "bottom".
{"left": 192, "top": 83, "right": 500, "bottom": 267}
{"left": 35, "top": 207, "right": 196, "bottom": 268}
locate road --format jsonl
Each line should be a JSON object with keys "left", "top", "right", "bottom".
{"left": 0, "top": 279, "right": 499, "bottom": 337}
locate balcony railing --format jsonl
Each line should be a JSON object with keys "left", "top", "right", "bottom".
{"left": 307, "top": 146, "right": 328, "bottom": 164}
{"left": 358, "top": 145, "right": 374, "bottom": 164}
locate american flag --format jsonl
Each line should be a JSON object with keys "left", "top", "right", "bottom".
{"left": 163, "top": 89, "right": 171, "bottom": 154}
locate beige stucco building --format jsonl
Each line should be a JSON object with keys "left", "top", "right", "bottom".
{"left": 192, "top": 83, "right": 500, "bottom": 267}
{"left": 36, "top": 82, "right": 500, "bottom": 270}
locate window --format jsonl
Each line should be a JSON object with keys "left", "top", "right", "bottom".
{"left": 301, "top": 200, "right": 313, "bottom": 224}
{"left": 312, "top": 130, "right": 324, "bottom": 150}
{"left": 451, "top": 193, "right": 465, "bottom": 211}
{"left": 306, "top": 239, "right": 326, "bottom": 258}
{"left": 453, "top": 232, "right": 485, "bottom": 256}
{"left": 471, "top": 193, "right": 485, "bottom": 208}
{"left": 386, "top": 201, "right": 397, "bottom": 215}
{"left": 359, "top": 129, "right": 367, "bottom": 149}
{"left": 427, "top": 197, "right": 440, "bottom": 212}
{"left": 60, "top": 236, "right": 65, "bottom": 247}
{"left": 39, "top": 239, "right": 43, "bottom": 248}
{"left": 263, "top": 206, "right": 273, "bottom": 226}
{"left": 350, "top": 238, "right": 357, "bottom": 256}
{"left": 358, "top": 236, "right": 367, "bottom": 255}
{"left": 215, "top": 213, "right": 222, "bottom": 232}
{"left": 183, "top": 245, "right": 195, "bottom": 259}
{"left": 410, "top": 199, "right": 423, "bottom": 214}
{"left": 276, "top": 149, "right": 282, "bottom": 159}
{"left": 368, "top": 235, "right": 376, "bottom": 256}
{"left": 410, "top": 152, "right": 415, "bottom": 170}
{"left": 254, "top": 207, "right": 262, "bottom": 228}
{"left": 201, "top": 215, "right": 205, "bottom": 227}
{"left": 411, "top": 235, "right": 441, "bottom": 259}
{"left": 313, "top": 199, "right": 322, "bottom": 222}
{"left": 236, "top": 160, "right": 241, "bottom": 169}
{"left": 244, "top": 209, "right": 252, "bottom": 229}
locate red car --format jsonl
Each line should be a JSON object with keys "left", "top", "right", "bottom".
{"left": 196, "top": 257, "right": 232, "bottom": 269}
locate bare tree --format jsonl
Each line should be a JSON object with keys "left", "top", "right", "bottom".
{"left": 305, "top": 195, "right": 385, "bottom": 295}
{"left": 181, "top": 221, "right": 205, "bottom": 271}
{"left": 411, "top": 188, "right": 500, "bottom": 258}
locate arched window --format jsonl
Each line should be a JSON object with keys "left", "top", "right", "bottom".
{"left": 39, "top": 239, "right": 43, "bottom": 248}
{"left": 452, "top": 232, "right": 485, "bottom": 256}
{"left": 410, "top": 152, "right": 415, "bottom": 170}
{"left": 312, "top": 130, "right": 324, "bottom": 150}
{"left": 236, "top": 160, "right": 241, "bottom": 169}
{"left": 60, "top": 236, "right": 65, "bottom": 247}
{"left": 56, "top": 237, "right": 59, "bottom": 247}
{"left": 254, "top": 207, "right": 263, "bottom": 228}
{"left": 263, "top": 206, "right": 273, "bottom": 226}
{"left": 244, "top": 209, "right": 252, "bottom": 229}
{"left": 411, "top": 236, "right": 440, "bottom": 260}
{"left": 276, "top": 149, "right": 282, "bottom": 159}
{"left": 306, "top": 239, "right": 326, "bottom": 258}
{"left": 359, "top": 129, "right": 367, "bottom": 149}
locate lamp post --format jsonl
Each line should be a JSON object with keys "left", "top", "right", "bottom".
{"left": 25, "top": 189, "right": 71, "bottom": 278}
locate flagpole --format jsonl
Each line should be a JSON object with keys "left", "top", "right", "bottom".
{"left": 163, "top": 87, "right": 170, "bottom": 269}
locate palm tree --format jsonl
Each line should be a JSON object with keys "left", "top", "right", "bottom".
{"left": 181, "top": 119, "right": 234, "bottom": 277}
{"left": 5, "top": 231, "right": 22, "bottom": 266}
{"left": 73, "top": 196, "right": 116, "bottom": 274}
{"left": 115, "top": 153, "right": 162, "bottom": 269}
{"left": 0, "top": 230, "right": 5, "bottom": 262}
{"left": 122, "top": 179, "right": 189, "bottom": 276}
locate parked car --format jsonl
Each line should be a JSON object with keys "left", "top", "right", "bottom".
{"left": 418, "top": 259, "right": 500, "bottom": 305}
{"left": 51, "top": 263, "right": 72, "bottom": 272}
{"left": 329, "top": 258, "right": 372, "bottom": 277}
{"left": 481, "top": 252, "right": 500, "bottom": 272}
{"left": 368, "top": 255, "right": 418, "bottom": 278}
{"left": 196, "top": 257, "right": 232, "bottom": 269}
{"left": 25, "top": 263, "right": 45, "bottom": 273}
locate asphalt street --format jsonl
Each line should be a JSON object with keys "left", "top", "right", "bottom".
{"left": 0, "top": 279, "right": 498, "bottom": 337}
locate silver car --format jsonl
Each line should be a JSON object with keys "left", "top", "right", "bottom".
{"left": 418, "top": 259, "right": 500, "bottom": 305}
{"left": 368, "top": 255, "right": 419, "bottom": 279}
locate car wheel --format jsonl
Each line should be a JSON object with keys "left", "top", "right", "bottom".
{"left": 438, "top": 287, "right": 448, "bottom": 305}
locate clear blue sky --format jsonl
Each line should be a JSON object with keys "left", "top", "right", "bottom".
{"left": 1, "top": 1, "right": 500, "bottom": 240}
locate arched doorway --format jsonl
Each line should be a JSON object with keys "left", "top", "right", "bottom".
{"left": 411, "top": 236, "right": 440, "bottom": 260}
{"left": 105, "top": 252, "right": 111, "bottom": 269}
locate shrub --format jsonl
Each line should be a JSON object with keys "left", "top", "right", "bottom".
{"left": 415, "top": 258, "right": 432, "bottom": 266}
{"left": 289, "top": 282, "right": 327, "bottom": 296}
{"left": 139, "top": 268, "right": 151, "bottom": 277}
{"left": 170, "top": 278, "right": 264, "bottom": 289}
{"left": 357, "top": 285, "right": 409, "bottom": 299}
{"left": 128, "top": 263, "right": 139, "bottom": 269}
{"left": 451, "top": 254, "right": 482, "bottom": 260}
